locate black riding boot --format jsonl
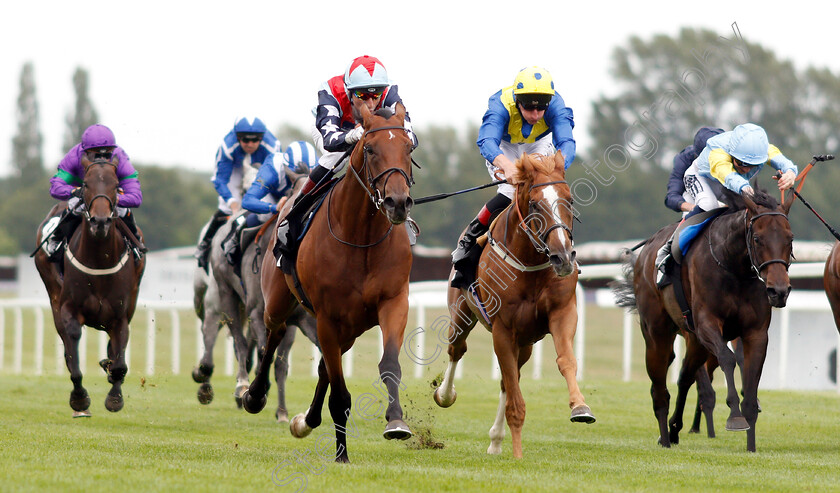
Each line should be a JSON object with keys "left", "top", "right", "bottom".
{"left": 274, "top": 165, "right": 333, "bottom": 260}
{"left": 47, "top": 211, "right": 83, "bottom": 263}
{"left": 121, "top": 211, "right": 148, "bottom": 253}
{"left": 450, "top": 218, "right": 489, "bottom": 289}
{"left": 223, "top": 214, "right": 247, "bottom": 266}
{"left": 195, "top": 210, "right": 229, "bottom": 269}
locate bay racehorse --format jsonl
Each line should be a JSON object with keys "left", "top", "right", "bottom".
{"left": 242, "top": 100, "right": 415, "bottom": 463}
{"left": 613, "top": 187, "right": 793, "bottom": 452}
{"left": 433, "top": 151, "right": 595, "bottom": 459}
{"left": 34, "top": 155, "right": 145, "bottom": 416}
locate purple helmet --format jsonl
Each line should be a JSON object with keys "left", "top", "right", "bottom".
{"left": 81, "top": 124, "right": 116, "bottom": 150}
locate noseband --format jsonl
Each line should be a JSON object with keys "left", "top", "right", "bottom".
{"left": 347, "top": 125, "right": 416, "bottom": 210}
{"left": 745, "top": 210, "right": 791, "bottom": 282}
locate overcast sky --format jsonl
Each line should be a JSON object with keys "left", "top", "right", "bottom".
{"left": 2, "top": 0, "right": 838, "bottom": 178}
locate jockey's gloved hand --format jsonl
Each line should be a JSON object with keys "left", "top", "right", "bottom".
{"left": 741, "top": 185, "right": 755, "bottom": 197}
{"left": 345, "top": 126, "right": 364, "bottom": 144}
{"left": 71, "top": 187, "right": 83, "bottom": 199}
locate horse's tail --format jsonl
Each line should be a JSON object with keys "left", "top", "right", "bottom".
{"left": 610, "top": 248, "right": 638, "bottom": 311}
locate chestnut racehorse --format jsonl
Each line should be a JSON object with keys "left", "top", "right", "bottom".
{"left": 433, "top": 151, "right": 595, "bottom": 459}
{"left": 613, "top": 187, "right": 793, "bottom": 452}
{"left": 242, "top": 100, "right": 415, "bottom": 463}
{"left": 34, "top": 156, "right": 145, "bottom": 416}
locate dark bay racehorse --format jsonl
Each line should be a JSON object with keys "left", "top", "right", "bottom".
{"left": 34, "top": 156, "right": 145, "bottom": 416}
{"left": 613, "top": 187, "right": 793, "bottom": 452}
{"left": 433, "top": 151, "right": 594, "bottom": 458}
{"left": 824, "top": 241, "right": 840, "bottom": 334}
{"left": 242, "top": 100, "right": 415, "bottom": 463}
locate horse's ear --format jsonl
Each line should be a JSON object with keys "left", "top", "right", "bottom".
{"left": 553, "top": 150, "right": 565, "bottom": 174}
{"left": 80, "top": 152, "right": 91, "bottom": 169}
{"left": 742, "top": 191, "right": 758, "bottom": 214}
{"left": 284, "top": 166, "right": 303, "bottom": 184}
{"left": 782, "top": 189, "right": 795, "bottom": 214}
{"left": 395, "top": 102, "right": 406, "bottom": 122}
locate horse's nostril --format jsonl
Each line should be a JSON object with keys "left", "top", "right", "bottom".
{"left": 405, "top": 196, "right": 414, "bottom": 211}
{"left": 382, "top": 197, "right": 396, "bottom": 210}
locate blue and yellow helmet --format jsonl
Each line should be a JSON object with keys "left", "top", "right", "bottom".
{"left": 513, "top": 66, "right": 555, "bottom": 108}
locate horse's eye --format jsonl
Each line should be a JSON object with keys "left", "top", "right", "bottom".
{"left": 364, "top": 146, "right": 373, "bottom": 154}
{"left": 753, "top": 236, "right": 761, "bottom": 244}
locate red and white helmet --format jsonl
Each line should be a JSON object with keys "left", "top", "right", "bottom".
{"left": 343, "top": 55, "right": 389, "bottom": 92}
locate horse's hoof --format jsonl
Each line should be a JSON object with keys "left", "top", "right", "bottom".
{"left": 290, "top": 413, "right": 312, "bottom": 438}
{"left": 487, "top": 442, "right": 503, "bottom": 455}
{"left": 105, "top": 392, "right": 124, "bottom": 412}
{"left": 70, "top": 391, "right": 91, "bottom": 412}
{"left": 433, "top": 387, "right": 456, "bottom": 408}
{"left": 275, "top": 409, "right": 289, "bottom": 424}
{"left": 72, "top": 410, "right": 92, "bottom": 418}
{"left": 241, "top": 389, "right": 266, "bottom": 414}
{"left": 726, "top": 416, "right": 750, "bottom": 431}
{"left": 191, "top": 365, "right": 211, "bottom": 384}
{"left": 570, "top": 405, "right": 596, "bottom": 424}
{"left": 383, "top": 419, "right": 412, "bottom": 440}
{"left": 335, "top": 453, "right": 350, "bottom": 464}
{"left": 656, "top": 436, "right": 671, "bottom": 448}
{"left": 197, "top": 383, "right": 214, "bottom": 405}
{"left": 234, "top": 385, "right": 249, "bottom": 409}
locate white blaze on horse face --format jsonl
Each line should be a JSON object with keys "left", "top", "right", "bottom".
{"left": 540, "top": 185, "right": 566, "bottom": 231}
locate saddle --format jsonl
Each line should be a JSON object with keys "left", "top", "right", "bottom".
{"left": 274, "top": 178, "right": 339, "bottom": 275}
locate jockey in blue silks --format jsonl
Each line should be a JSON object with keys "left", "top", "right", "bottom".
{"left": 450, "top": 66, "right": 576, "bottom": 289}
{"left": 222, "top": 141, "right": 319, "bottom": 265}
{"left": 655, "top": 123, "right": 798, "bottom": 285}
{"left": 194, "top": 117, "right": 280, "bottom": 269}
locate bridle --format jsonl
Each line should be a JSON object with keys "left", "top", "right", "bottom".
{"left": 82, "top": 160, "right": 118, "bottom": 222}
{"left": 708, "top": 209, "right": 791, "bottom": 283}
{"left": 346, "top": 125, "right": 417, "bottom": 210}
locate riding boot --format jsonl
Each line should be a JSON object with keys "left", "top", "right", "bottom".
{"left": 655, "top": 235, "right": 674, "bottom": 288}
{"left": 195, "top": 210, "right": 229, "bottom": 269}
{"left": 47, "top": 211, "right": 82, "bottom": 263}
{"left": 223, "top": 215, "right": 247, "bottom": 266}
{"left": 450, "top": 218, "right": 489, "bottom": 289}
{"left": 275, "top": 165, "right": 333, "bottom": 259}
{"left": 121, "top": 211, "right": 148, "bottom": 255}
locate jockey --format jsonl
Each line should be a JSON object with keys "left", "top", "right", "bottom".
{"left": 655, "top": 123, "right": 798, "bottom": 283}
{"left": 194, "top": 116, "right": 280, "bottom": 269}
{"left": 46, "top": 124, "right": 144, "bottom": 261}
{"left": 274, "top": 55, "right": 417, "bottom": 253}
{"left": 664, "top": 126, "right": 725, "bottom": 213}
{"left": 222, "top": 141, "right": 319, "bottom": 265}
{"left": 450, "top": 66, "right": 576, "bottom": 289}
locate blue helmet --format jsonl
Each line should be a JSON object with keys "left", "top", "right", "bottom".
{"left": 284, "top": 141, "right": 318, "bottom": 173}
{"left": 233, "top": 117, "right": 267, "bottom": 136}
{"left": 729, "top": 123, "right": 769, "bottom": 165}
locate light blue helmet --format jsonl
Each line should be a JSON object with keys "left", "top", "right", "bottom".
{"left": 284, "top": 141, "right": 318, "bottom": 173}
{"left": 729, "top": 123, "right": 769, "bottom": 165}
{"left": 233, "top": 117, "right": 267, "bottom": 136}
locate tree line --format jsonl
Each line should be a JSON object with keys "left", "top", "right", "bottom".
{"left": 4, "top": 27, "right": 840, "bottom": 256}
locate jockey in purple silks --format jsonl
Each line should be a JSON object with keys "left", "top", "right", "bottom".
{"left": 46, "top": 123, "right": 144, "bottom": 261}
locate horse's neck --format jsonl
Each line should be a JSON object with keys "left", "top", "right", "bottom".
{"left": 496, "top": 202, "right": 544, "bottom": 264}
{"left": 712, "top": 211, "right": 751, "bottom": 273}
{"left": 330, "top": 170, "right": 393, "bottom": 242}
{"left": 74, "top": 221, "right": 124, "bottom": 265}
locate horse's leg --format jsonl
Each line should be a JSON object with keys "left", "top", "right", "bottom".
{"left": 696, "top": 318, "right": 748, "bottom": 433}
{"left": 434, "top": 291, "right": 478, "bottom": 407}
{"left": 57, "top": 306, "right": 90, "bottom": 416}
{"left": 104, "top": 319, "right": 130, "bottom": 412}
{"left": 492, "top": 325, "right": 525, "bottom": 458}
{"left": 317, "top": 322, "right": 352, "bottom": 463}
{"left": 487, "top": 344, "right": 532, "bottom": 455}
{"left": 273, "top": 324, "right": 297, "bottom": 423}
{"left": 192, "top": 307, "right": 222, "bottom": 404}
{"left": 377, "top": 296, "right": 412, "bottom": 440}
{"left": 668, "top": 334, "right": 707, "bottom": 445}
{"left": 547, "top": 303, "right": 595, "bottom": 423}
{"left": 739, "top": 330, "right": 769, "bottom": 452}
{"left": 640, "top": 316, "right": 676, "bottom": 448}
{"left": 291, "top": 357, "right": 329, "bottom": 438}
{"left": 690, "top": 360, "right": 717, "bottom": 437}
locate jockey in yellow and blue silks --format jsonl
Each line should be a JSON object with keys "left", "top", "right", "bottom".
{"left": 451, "top": 66, "right": 576, "bottom": 289}
{"left": 655, "top": 123, "right": 798, "bottom": 286}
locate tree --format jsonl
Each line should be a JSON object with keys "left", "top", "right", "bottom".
{"left": 11, "top": 62, "right": 44, "bottom": 185}
{"left": 63, "top": 67, "right": 99, "bottom": 152}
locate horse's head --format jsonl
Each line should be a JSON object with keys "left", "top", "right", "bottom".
{"left": 351, "top": 99, "right": 414, "bottom": 224}
{"left": 80, "top": 154, "right": 119, "bottom": 239}
{"left": 741, "top": 188, "right": 795, "bottom": 307}
{"left": 513, "top": 151, "right": 576, "bottom": 277}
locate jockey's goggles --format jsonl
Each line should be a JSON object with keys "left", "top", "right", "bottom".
{"left": 353, "top": 89, "right": 384, "bottom": 101}
{"left": 520, "top": 101, "right": 549, "bottom": 111}
{"left": 238, "top": 134, "right": 263, "bottom": 143}
{"left": 86, "top": 148, "right": 114, "bottom": 160}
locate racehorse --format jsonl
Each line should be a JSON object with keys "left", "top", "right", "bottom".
{"left": 242, "top": 100, "right": 416, "bottom": 463}
{"left": 432, "top": 151, "right": 593, "bottom": 458}
{"left": 34, "top": 155, "right": 145, "bottom": 416}
{"left": 192, "top": 210, "right": 319, "bottom": 421}
{"left": 613, "top": 186, "right": 793, "bottom": 452}
{"left": 824, "top": 241, "right": 840, "bottom": 335}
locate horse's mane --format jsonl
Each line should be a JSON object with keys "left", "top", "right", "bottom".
{"left": 513, "top": 153, "right": 564, "bottom": 185}
{"left": 719, "top": 183, "right": 780, "bottom": 213}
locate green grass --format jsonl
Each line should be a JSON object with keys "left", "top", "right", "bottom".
{"left": 2, "top": 304, "right": 840, "bottom": 491}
